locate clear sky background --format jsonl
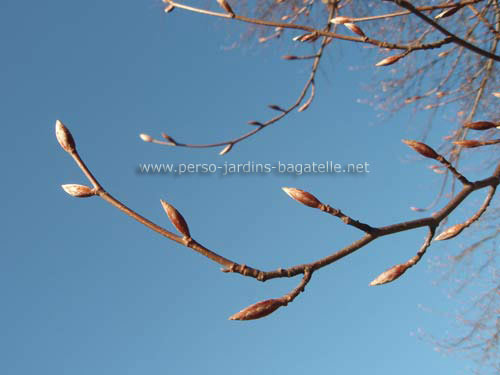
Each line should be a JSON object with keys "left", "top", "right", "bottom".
{"left": 1, "top": 1, "right": 495, "bottom": 374}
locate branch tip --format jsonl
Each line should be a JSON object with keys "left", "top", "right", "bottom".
{"left": 140, "top": 133, "right": 153, "bottom": 142}
{"left": 229, "top": 298, "right": 285, "bottom": 321}
{"left": 55, "top": 120, "right": 76, "bottom": 153}
{"left": 402, "top": 139, "right": 439, "bottom": 159}
{"left": 282, "top": 187, "right": 322, "bottom": 209}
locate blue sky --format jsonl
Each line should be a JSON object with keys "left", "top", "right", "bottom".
{"left": 0, "top": 1, "right": 491, "bottom": 374}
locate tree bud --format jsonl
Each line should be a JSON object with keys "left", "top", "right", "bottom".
{"left": 140, "top": 133, "right": 153, "bottom": 142}
{"left": 55, "top": 120, "right": 76, "bottom": 153}
{"left": 282, "top": 187, "right": 322, "bottom": 209}
{"left": 61, "top": 184, "right": 95, "bottom": 198}
{"left": 160, "top": 199, "right": 191, "bottom": 238}
{"left": 219, "top": 144, "right": 233, "bottom": 155}
{"left": 434, "top": 224, "right": 465, "bottom": 241}
{"left": 344, "top": 23, "right": 365, "bottom": 37}
{"left": 216, "top": 0, "right": 235, "bottom": 16}
{"left": 434, "top": 6, "right": 461, "bottom": 20}
{"left": 268, "top": 104, "right": 285, "bottom": 112}
{"left": 463, "top": 121, "right": 498, "bottom": 130}
{"left": 229, "top": 298, "right": 285, "bottom": 321}
{"left": 329, "top": 16, "right": 353, "bottom": 24}
{"left": 402, "top": 139, "right": 439, "bottom": 159}
{"left": 453, "top": 140, "right": 483, "bottom": 148}
{"left": 375, "top": 54, "right": 405, "bottom": 67}
{"left": 370, "top": 264, "right": 408, "bottom": 286}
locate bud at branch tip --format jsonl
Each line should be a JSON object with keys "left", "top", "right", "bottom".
{"left": 229, "top": 298, "right": 285, "bottom": 321}
{"left": 55, "top": 120, "right": 76, "bottom": 153}
{"left": 402, "top": 139, "right": 439, "bottom": 159}
{"left": 282, "top": 187, "right": 322, "bottom": 209}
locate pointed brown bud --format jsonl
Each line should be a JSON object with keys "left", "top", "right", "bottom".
{"left": 229, "top": 298, "right": 285, "bottom": 321}
{"left": 370, "top": 264, "right": 408, "bottom": 286}
{"left": 429, "top": 165, "right": 445, "bottom": 174}
{"left": 298, "top": 99, "right": 312, "bottom": 112}
{"left": 164, "top": 4, "right": 175, "bottom": 13}
{"left": 404, "top": 96, "right": 422, "bottom": 104}
{"left": 55, "top": 120, "right": 76, "bottom": 153}
{"left": 410, "top": 206, "right": 425, "bottom": 212}
{"left": 161, "top": 132, "right": 177, "bottom": 145}
{"left": 329, "top": 16, "right": 354, "bottom": 24}
{"left": 434, "top": 6, "right": 461, "bottom": 20}
{"left": 268, "top": 104, "right": 285, "bottom": 112}
{"left": 282, "top": 187, "right": 322, "bottom": 209}
{"left": 140, "top": 133, "right": 153, "bottom": 142}
{"left": 217, "top": 0, "right": 235, "bottom": 17}
{"left": 282, "top": 55, "right": 299, "bottom": 60}
{"left": 434, "top": 224, "right": 465, "bottom": 241}
{"left": 247, "top": 120, "right": 263, "bottom": 126}
{"left": 453, "top": 140, "right": 483, "bottom": 148}
{"left": 463, "top": 121, "right": 498, "bottom": 131}
{"left": 375, "top": 54, "right": 405, "bottom": 67}
{"left": 160, "top": 199, "right": 191, "bottom": 238}
{"left": 344, "top": 23, "right": 365, "bottom": 37}
{"left": 61, "top": 184, "right": 95, "bottom": 198}
{"left": 300, "top": 33, "right": 319, "bottom": 42}
{"left": 219, "top": 143, "right": 233, "bottom": 155}
{"left": 402, "top": 139, "right": 439, "bottom": 159}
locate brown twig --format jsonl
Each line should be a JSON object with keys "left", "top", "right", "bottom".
{"left": 144, "top": 1, "right": 455, "bottom": 152}
{"left": 57, "top": 120, "right": 500, "bottom": 319}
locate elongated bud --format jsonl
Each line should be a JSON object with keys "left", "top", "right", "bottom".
{"left": 268, "top": 104, "right": 285, "bottom": 112}
{"left": 404, "top": 95, "right": 422, "bottom": 104}
{"left": 217, "top": 0, "right": 235, "bottom": 16}
{"left": 219, "top": 143, "right": 233, "bottom": 155}
{"left": 410, "top": 206, "right": 425, "bottom": 212}
{"left": 429, "top": 165, "right": 445, "bottom": 174}
{"left": 375, "top": 54, "right": 405, "bottom": 67}
{"left": 299, "top": 33, "right": 319, "bottom": 42}
{"left": 370, "top": 264, "right": 408, "bottom": 286}
{"left": 161, "top": 132, "right": 177, "bottom": 145}
{"left": 298, "top": 98, "right": 312, "bottom": 112}
{"left": 463, "top": 121, "right": 498, "bottom": 130}
{"left": 164, "top": 4, "right": 175, "bottom": 13}
{"left": 229, "top": 298, "right": 285, "bottom": 321}
{"left": 247, "top": 120, "right": 263, "bottom": 126}
{"left": 402, "top": 139, "right": 439, "bottom": 159}
{"left": 282, "top": 55, "right": 299, "bottom": 60}
{"left": 282, "top": 187, "right": 322, "bottom": 209}
{"left": 160, "top": 199, "right": 191, "bottom": 238}
{"left": 329, "top": 16, "right": 353, "bottom": 24}
{"left": 493, "top": 92, "right": 500, "bottom": 98}
{"left": 61, "top": 184, "right": 95, "bottom": 198}
{"left": 344, "top": 23, "right": 365, "bottom": 37}
{"left": 55, "top": 120, "right": 76, "bottom": 153}
{"left": 434, "top": 224, "right": 465, "bottom": 241}
{"left": 140, "top": 133, "right": 153, "bottom": 142}
{"left": 434, "top": 6, "right": 461, "bottom": 19}
{"left": 453, "top": 140, "right": 482, "bottom": 148}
